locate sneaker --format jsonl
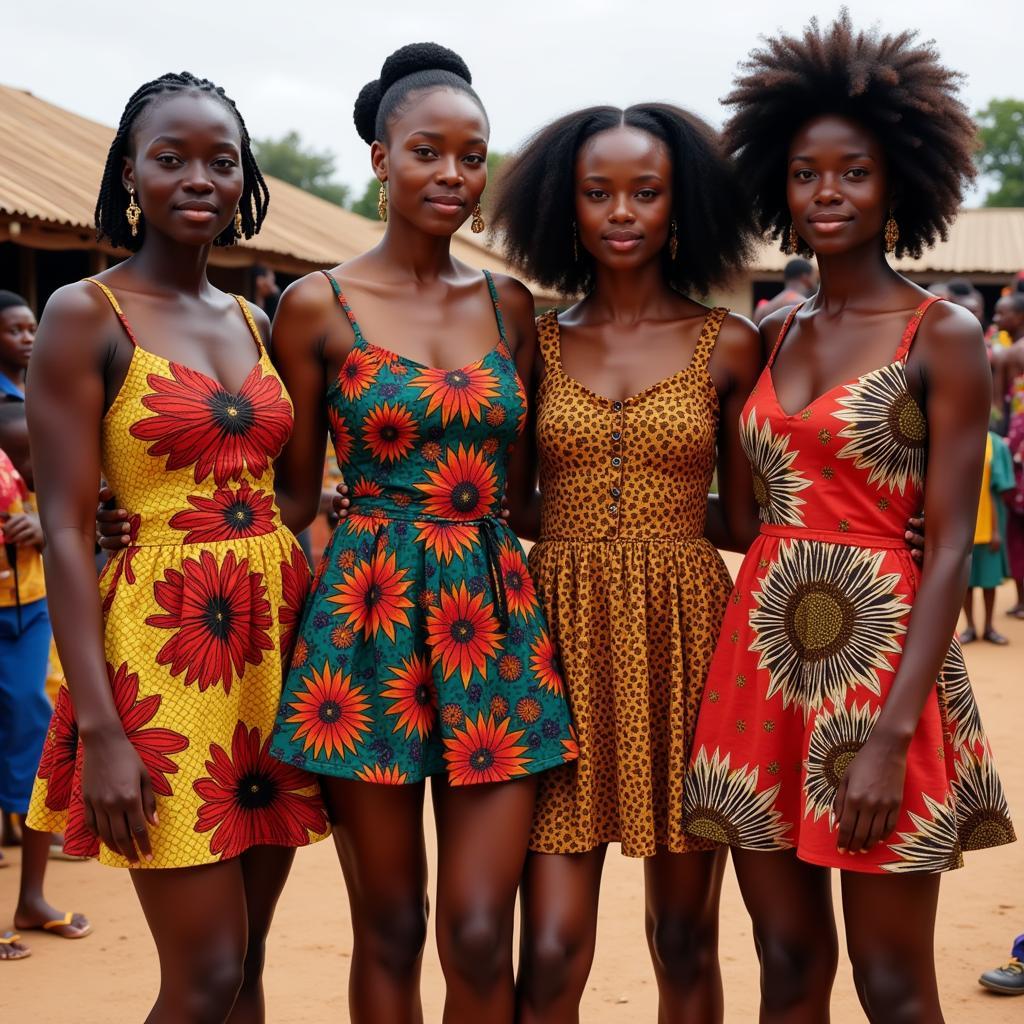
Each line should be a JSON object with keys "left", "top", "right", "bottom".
{"left": 979, "top": 957, "right": 1024, "bottom": 995}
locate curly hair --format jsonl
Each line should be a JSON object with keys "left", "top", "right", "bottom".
{"left": 95, "top": 72, "right": 269, "bottom": 253}
{"left": 723, "top": 11, "right": 976, "bottom": 260}
{"left": 353, "top": 42, "right": 487, "bottom": 146}
{"left": 491, "top": 104, "right": 754, "bottom": 298}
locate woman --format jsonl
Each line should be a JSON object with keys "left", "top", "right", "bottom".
{"left": 26, "top": 73, "right": 327, "bottom": 1020}
{"left": 684, "top": 16, "right": 1015, "bottom": 1021}
{"left": 265, "top": 44, "right": 576, "bottom": 1024}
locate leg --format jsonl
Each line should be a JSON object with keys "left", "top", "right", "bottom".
{"left": 516, "top": 845, "right": 608, "bottom": 1024}
{"left": 227, "top": 845, "right": 296, "bottom": 1024}
{"left": 644, "top": 847, "right": 728, "bottom": 1024}
{"left": 432, "top": 774, "right": 537, "bottom": 1024}
{"left": 13, "top": 821, "right": 90, "bottom": 936}
{"left": 731, "top": 849, "right": 838, "bottom": 1023}
{"left": 842, "top": 871, "right": 944, "bottom": 1024}
{"left": 132, "top": 860, "right": 248, "bottom": 1024}
{"left": 981, "top": 589, "right": 1008, "bottom": 644}
{"left": 324, "top": 777, "right": 428, "bottom": 1024}
{"left": 958, "top": 589, "right": 976, "bottom": 643}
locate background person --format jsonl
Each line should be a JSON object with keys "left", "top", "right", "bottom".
{"left": 752, "top": 256, "right": 816, "bottom": 324}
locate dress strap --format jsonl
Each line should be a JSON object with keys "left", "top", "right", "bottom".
{"left": 766, "top": 302, "right": 804, "bottom": 368}
{"left": 535, "top": 311, "right": 560, "bottom": 370}
{"left": 894, "top": 295, "right": 945, "bottom": 362}
{"left": 320, "top": 269, "right": 366, "bottom": 346}
{"left": 482, "top": 270, "right": 508, "bottom": 344}
{"left": 692, "top": 307, "right": 729, "bottom": 372}
{"left": 85, "top": 278, "right": 138, "bottom": 347}
{"left": 232, "top": 295, "right": 264, "bottom": 356}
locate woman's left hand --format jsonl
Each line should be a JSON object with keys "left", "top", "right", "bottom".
{"left": 2, "top": 512, "right": 44, "bottom": 548}
{"left": 905, "top": 514, "right": 925, "bottom": 563}
{"left": 833, "top": 734, "right": 907, "bottom": 855}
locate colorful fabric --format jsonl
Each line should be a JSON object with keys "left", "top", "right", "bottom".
{"left": 0, "top": 449, "right": 45, "bottom": 607}
{"left": 526, "top": 309, "right": 731, "bottom": 857}
{"left": 970, "top": 432, "right": 1014, "bottom": 588}
{"left": 27, "top": 279, "right": 328, "bottom": 868}
{"left": 974, "top": 435, "right": 995, "bottom": 545}
{"left": 685, "top": 297, "right": 1015, "bottom": 873}
{"left": 270, "top": 271, "right": 576, "bottom": 786}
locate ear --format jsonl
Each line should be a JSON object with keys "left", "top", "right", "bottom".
{"left": 370, "top": 142, "right": 388, "bottom": 182}
{"left": 121, "top": 156, "right": 136, "bottom": 194}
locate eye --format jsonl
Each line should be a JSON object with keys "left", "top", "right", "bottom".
{"left": 463, "top": 154, "right": 486, "bottom": 166}
{"left": 584, "top": 188, "right": 609, "bottom": 201}
{"left": 156, "top": 154, "right": 183, "bottom": 167}
{"left": 413, "top": 146, "right": 437, "bottom": 159}
{"left": 793, "top": 168, "right": 815, "bottom": 182}
{"left": 635, "top": 188, "right": 659, "bottom": 201}
{"left": 844, "top": 167, "right": 869, "bottom": 180}
{"left": 213, "top": 158, "right": 239, "bottom": 170}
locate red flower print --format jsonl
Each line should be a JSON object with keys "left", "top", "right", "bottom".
{"left": 355, "top": 763, "right": 409, "bottom": 784}
{"left": 37, "top": 686, "right": 78, "bottom": 812}
{"left": 443, "top": 713, "right": 530, "bottom": 785}
{"left": 351, "top": 478, "right": 383, "bottom": 499}
{"left": 381, "top": 654, "right": 437, "bottom": 740}
{"left": 490, "top": 695, "right": 509, "bottom": 719}
{"left": 291, "top": 637, "right": 309, "bottom": 669}
{"left": 416, "top": 444, "right": 498, "bottom": 521}
{"left": 100, "top": 513, "right": 141, "bottom": 613}
{"left": 337, "top": 347, "right": 381, "bottom": 402}
{"left": 441, "top": 703, "right": 465, "bottom": 728}
{"left": 498, "top": 540, "right": 536, "bottom": 619}
{"left": 129, "top": 363, "right": 292, "bottom": 486}
{"left": 530, "top": 631, "right": 565, "bottom": 696}
{"left": 279, "top": 545, "right": 311, "bottom": 657}
{"left": 328, "top": 407, "right": 355, "bottom": 467}
{"left": 193, "top": 722, "right": 327, "bottom": 860}
{"left": 284, "top": 661, "right": 372, "bottom": 759}
{"left": 410, "top": 364, "right": 500, "bottom": 426}
{"left": 62, "top": 765, "right": 99, "bottom": 859}
{"left": 330, "top": 624, "right": 356, "bottom": 649}
{"left": 363, "top": 402, "right": 419, "bottom": 464}
{"left": 416, "top": 521, "right": 477, "bottom": 564}
{"left": 561, "top": 726, "right": 580, "bottom": 762}
{"left": 169, "top": 481, "right": 277, "bottom": 544}
{"left": 328, "top": 548, "right": 413, "bottom": 642}
{"left": 498, "top": 654, "right": 523, "bottom": 681}
{"left": 516, "top": 696, "right": 541, "bottom": 724}
{"left": 426, "top": 582, "right": 502, "bottom": 686}
{"left": 109, "top": 661, "right": 189, "bottom": 797}
{"left": 146, "top": 549, "right": 273, "bottom": 693}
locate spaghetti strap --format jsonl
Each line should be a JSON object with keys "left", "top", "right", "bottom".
{"left": 85, "top": 278, "right": 138, "bottom": 348}
{"left": 482, "top": 270, "right": 508, "bottom": 343}
{"left": 535, "top": 310, "right": 560, "bottom": 369}
{"left": 692, "top": 307, "right": 729, "bottom": 372}
{"left": 320, "top": 269, "right": 366, "bottom": 346}
{"left": 232, "top": 295, "right": 264, "bottom": 356}
{"left": 766, "top": 302, "right": 804, "bottom": 368}
{"left": 894, "top": 295, "right": 944, "bottom": 362}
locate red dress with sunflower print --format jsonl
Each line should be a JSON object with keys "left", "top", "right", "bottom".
{"left": 26, "top": 281, "right": 329, "bottom": 868}
{"left": 684, "top": 297, "right": 1016, "bottom": 873}
{"left": 269, "top": 271, "right": 577, "bottom": 786}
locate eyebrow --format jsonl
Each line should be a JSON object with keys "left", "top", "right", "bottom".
{"left": 580, "top": 174, "right": 664, "bottom": 183}
{"left": 149, "top": 135, "right": 240, "bottom": 149}
{"left": 409, "top": 131, "right": 487, "bottom": 145}
{"left": 789, "top": 152, "right": 875, "bottom": 163}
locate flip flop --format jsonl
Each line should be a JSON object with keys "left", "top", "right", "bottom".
{"left": 16, "top": 911, "right": 92, "bottom": 940}
{"left": 958, "top": 627, "right": 978, "bottom": 644}
{"left": 47, "top": 843, "right": 89, "bottom": 862}
{"left": 0, "top": 932, "right": 31, "bottom": 960}
{"left": 983, "top": 629, "right": 1010, "bottom": 646}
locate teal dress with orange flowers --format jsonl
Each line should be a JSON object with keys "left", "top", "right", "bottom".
{"left": 270, "top": 271, "right": 577, "bottom": 785}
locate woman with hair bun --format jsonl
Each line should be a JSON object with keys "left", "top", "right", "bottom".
{"left": 685, "top": 14, "right": 1015, "bottom": 1020}
{"left": 265, "top": 42, "right": 576, "bottom": 1023}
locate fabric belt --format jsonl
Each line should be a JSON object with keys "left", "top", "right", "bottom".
{"left": 759, "top": 522, "right": 907, "bottom": 550}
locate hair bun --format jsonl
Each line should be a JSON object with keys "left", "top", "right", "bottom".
{"left": 353, "top": 79, "right": 383, "bottom": 144}
{"left": 380, "top": 42, "right": 471, "bottom": 92}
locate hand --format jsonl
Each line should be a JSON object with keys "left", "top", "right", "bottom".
{"left": 2, "top": 513, "right": 43, "bottom": 548}
{"left": 833, "top": 735, "right": 907, "bottom": 855}
{"left": 904, "top": 514, "right": 925, "bottom": 564}
{"left": 95, "top": 484, "right": 131, "bottom": 551}
{"left": 332, "top": 482, "right": 350, "bottom": 524}
{"left": 80, "top": 730, "right": 157, "bottom": 863}
{"left": 989, "top": 532, "right": 1002, "bottom": 553}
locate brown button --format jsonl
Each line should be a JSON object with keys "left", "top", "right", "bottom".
{"left": 612, "top": 401, "right": 623, "bottom": 412}
{"left": 611, "top": 456, "right": 622, "bottom": 467}
{"left": 611, "top": 486, "right": 621, "bottom": 498}
{"left": 609, "top": 504, "right": 619, "bottom": 514}
{"left": 611, "top": 430, "right": 621, "bottom": 441}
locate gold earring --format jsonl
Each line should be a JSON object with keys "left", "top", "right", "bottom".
{"left": 377, "top": 182, "right": 388, "bottom": 222}
{"left": 471, "top": 203, "right": 485, "bottom": 234}
{"left": 884, "top": 211, "right": 899, "bottom": 254}
{"left": 669, "top": 219, "right": 679, "bottom": 261}
{"left": 785, "top": 223, "right": 799, "bottom": 256}
{"left": 572, "top": 223, "right": 579, "bottom": 261}
{"left": 126, "top": 187, "right": 141, "bottom": 238}
{"left": 234, "top": 208, "right": 244, "bottom": 239}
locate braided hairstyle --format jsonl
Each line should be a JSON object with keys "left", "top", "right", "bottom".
{"left": 95, "top": 72, "right": 270, "bottom": 252}
{"left": 352, "top": 42, "right": 487, "bottom": 146}
{"left": 724, "top": 11, "right": 977, "bottom": 260}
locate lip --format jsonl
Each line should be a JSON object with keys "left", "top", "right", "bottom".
{"left": 425, "top": 194, "right": 465, "bottom": 213}
{"left": 603, "top": 230, "right": 643, "bottom": 253}
{"left": 175, "top": 200, "right": 219, "bottom": 223}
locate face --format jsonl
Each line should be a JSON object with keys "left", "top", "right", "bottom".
{"left": 123, "top": 91, "right": 244, "bottom": 248}
{"left": 0, "top": 305, "right": 36, "bottom": 369}
{"left": 787, "top": 115, "right": 891, "bottom": 258}
{"left": 255, "top": 269, "right": 276, "bottom": 298}
{"left": 994, "top": 297, "right": 1024, "bottom": 336}
{"left": 575, "top": 126, "right": 673, "bottom": 271}
{"left": 373, "top": 89, "right": 489, "bottom": 237}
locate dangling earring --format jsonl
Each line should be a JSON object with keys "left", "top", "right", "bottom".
{"left": 669, "top": 219, "right": 679, "bottom": 261}
{"left": 234, "top": 208, "right": 244, "bottom": 240}
{"left": 377, "top": 182, "right": 388, "bottom": 222}
{"left": 884, "top": 211, "right": 899, "bottom": 254}
{"left": 784, "top": 223, "right": 799, "bottom": 256}
{"left": 126, "top": 186, "right": 141, "bottom": 238}
{"left": 572, "top": 222, "right": 579, "bottom": 262}
{"left": 471, "top": 203, "right": 485, "bottom": 234}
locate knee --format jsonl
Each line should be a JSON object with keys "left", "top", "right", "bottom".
{"left": 755, "top": 929, "right": 838, "bottom": 1013}
{"left": 851, "top": 953, "right": 934, "bottom": 1023}
{"left": 441, "top": 909, "right": 507, "bottom": 989}
{"left": 359, "top": 898, "right": 428, "bottom": 978}
{"left": 647, "top": 911, "right": 718, "bottom": 989}
{"left": 177, "top": 947, "right": 245, "bottom": 1022}
{"left": 519, "top": 928, "right": 593, "bottom": 1009}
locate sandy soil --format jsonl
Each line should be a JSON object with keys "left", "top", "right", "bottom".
{"left": 3, "top": 570, "right": 1021, "bottom": 1022}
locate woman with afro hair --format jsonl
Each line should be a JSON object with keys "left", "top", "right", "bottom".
{"left": 684, "top": 13, "right": 1015, "bottom": 1021}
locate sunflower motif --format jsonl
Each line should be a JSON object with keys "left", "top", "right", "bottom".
{"left": 561, "top": 725, "right": 580, "bottom": 762}
{"left": 749, "top": 540, "right": 908, "bottom": 715}
{"left": 416, "top": 444, "right": 498, "bottom": 521}
{"left": 952, "top": 752, "right": 1016, "bottom": 852}
{"left": 936, "top": 642, "right": 983, "bottom": 749}
{"left": 832, "top": 364, "right": 927, "bottom": 494}
{"left": 328, "top": 548, "right": 414, "bottom": 642}
{"left": 362, "top": 401, "right": 419, "bottom": 464}
{"left": 284, "top": 661, "right": 372, "bottom": 759}
{"left": 740, "top": 409, "right": 813, "bottom": 526}
{"left": 328, "top": 406, "right": 355, "bottom": 467}
{"left": 169, "top": 481, "right": 277, "bottom": 544}
{"left": 682, "top": 747, "right": 792, "bottom": 850}
{"left": 516, "top": 697, "right": 542, "bottom": 724}
{"left": 498, "top": 654, "right": 523, "bottom": 681}
{"left": 416, "top": 521, "right": 477, "bottom": 564}
{"left": 529, "top": 631, "right": 565, "bottom": 696}
{"left": 100, "top": 512, "right": 141, "bottom": 613}
{"left": 804, "top": 701, "right": 879, "bottom": 821}
{"left": 354, "top": 763, "right": 409, "bottom": 785}
{"left": 499, "top": 540, "right": 536, "bottom": 619}
{"left": 36, "top": 686, "right": 79, "bottom": 812}
{"left": 426, "top": 582, "right": 502, "bottom": 686}
{"left": 336, "top": 346, "right": 381, "bottom": 402}
{"left": 443, "top": 713, "right": 531, "bottom": 785}
{"left": 381, "top": 654, "right": 437, "bottom": 740}
{"left": 130, "top": 363, "right": 292, "bottom": 486}
{"left": 279, "top": 545, "right": 311, "bottom": 658}
{"left": 410, "top": 364, "right": 501, "bottom": 427}
{"left": 882, "top": 794, "right": 963, "bottom": 873}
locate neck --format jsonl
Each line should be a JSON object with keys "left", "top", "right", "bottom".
{"left": 585, "top": 260, "right": 676, "bottom": 325}
{"left": 128, "top": 232, "right": 213, "bottom": 296}
{"left": 376, "top": 215, "right": 457, "bottom": 282}
{"left": 810, "top": 238, "right": 901, "bottom": 313}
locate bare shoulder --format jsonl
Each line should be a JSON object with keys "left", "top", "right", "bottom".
{"left": 241, "top": 299, "right": 271, "bottom": 345}
{"left": 34, "top": 281, "right": 118, "bottom": 360}
{"left": 756, "top": 304, "right": 798, "bottom": 358}
{"left": 914, "top": 299, "right": 985, "bottom": 364}
{"left": 715, "top": 310, "right": 760, "bottom": 355}
{"left": 488, "top": 273, "right": 537, "bottom": 355}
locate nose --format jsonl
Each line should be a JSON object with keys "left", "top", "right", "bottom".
{"left": 435, "top": 156, "right": 464, "bottom": 187}
{"left": 813, "top": 173, "right": 843, "bottom": 205}
{"left": 182, "top": 160, "right": 215, "bottom": 193}
{"left": 608, "top": 193, "right": 635, "bottom": 224}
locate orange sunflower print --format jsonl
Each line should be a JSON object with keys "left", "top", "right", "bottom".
{"left": 354, "top": 764, "right": 410, "bottom": 785}
{"left": 381, "top": 654, "right": 437, "bottom": 740}
{"left": 416, "top": 443, "right": 498, "bottom": 521}
{"left": 169, "top": 481, "right": 277, "bottom": 544}
{"left": 443, "top": 713, "right": 531, "bottom": 785}
{"left": 410, "top": 364, "right": 500, "bottom": 426}
{"left": 529, "top": 631, "right": 565, "bottom": 696}
{"left": 416, "top": 520, "right": 477, "bottom": 564}
{"left": 336, "top": 346, "right": 381, "bottom": 402}
{"left": 426, "top": 582, "right": 503, "bottom": 686}
{"left": 363, "top": 401, "right": 419, "bottom": 463}
{"left": 328, "top": 548, "right": 414, "bottom": 642}
{"left": 284, "top": 661, "right": 372, "bottom": 759}
{"left": 498, "top": 540, "right": 536, "bottom": 619}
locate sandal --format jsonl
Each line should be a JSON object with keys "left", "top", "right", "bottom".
{"left": 958, "top": 627, "right": 978, "bottom": 644}
{"left": 983, "top": 629, "right": 1010, "bottom": 646}
{"left": 0, "top": 932, "right": 31, "bottom": 961}
{"left": 14, "top": 911, "right": 92, "bottom": 940}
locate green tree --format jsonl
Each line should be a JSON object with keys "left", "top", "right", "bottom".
{"left": 350, "top": 177, "right": 382, "bottom": 220}
{"left": 253, "top": 131, "right": 350, "bottom": 207}
{"left": 977, "top": 99, "right": 1024, "bottom": 207}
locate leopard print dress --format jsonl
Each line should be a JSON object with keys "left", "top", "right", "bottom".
{"left": 528, "top": 309, "right": 732, "bottom": 857}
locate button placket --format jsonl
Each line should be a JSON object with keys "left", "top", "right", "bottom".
{"left": 608, "top": 403, "right": 626, "bottom": 534}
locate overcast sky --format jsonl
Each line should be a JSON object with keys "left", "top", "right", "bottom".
{"left": 9, "top": 0, "right": 1017, "bottom": 203}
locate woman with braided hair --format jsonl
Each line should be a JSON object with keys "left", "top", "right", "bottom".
{"left": 26, "top": 72, "right": 328, "bottom": 1021}
{"left": 684, "top": 14, "right": 1015, "bottom": 1021}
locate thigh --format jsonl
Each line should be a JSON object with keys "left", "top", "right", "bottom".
{"left": 239, "top": 844, "right": 296, "bottom": 941}
{"left": 644, "top": 846, "right": 728, "bottom": 926}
